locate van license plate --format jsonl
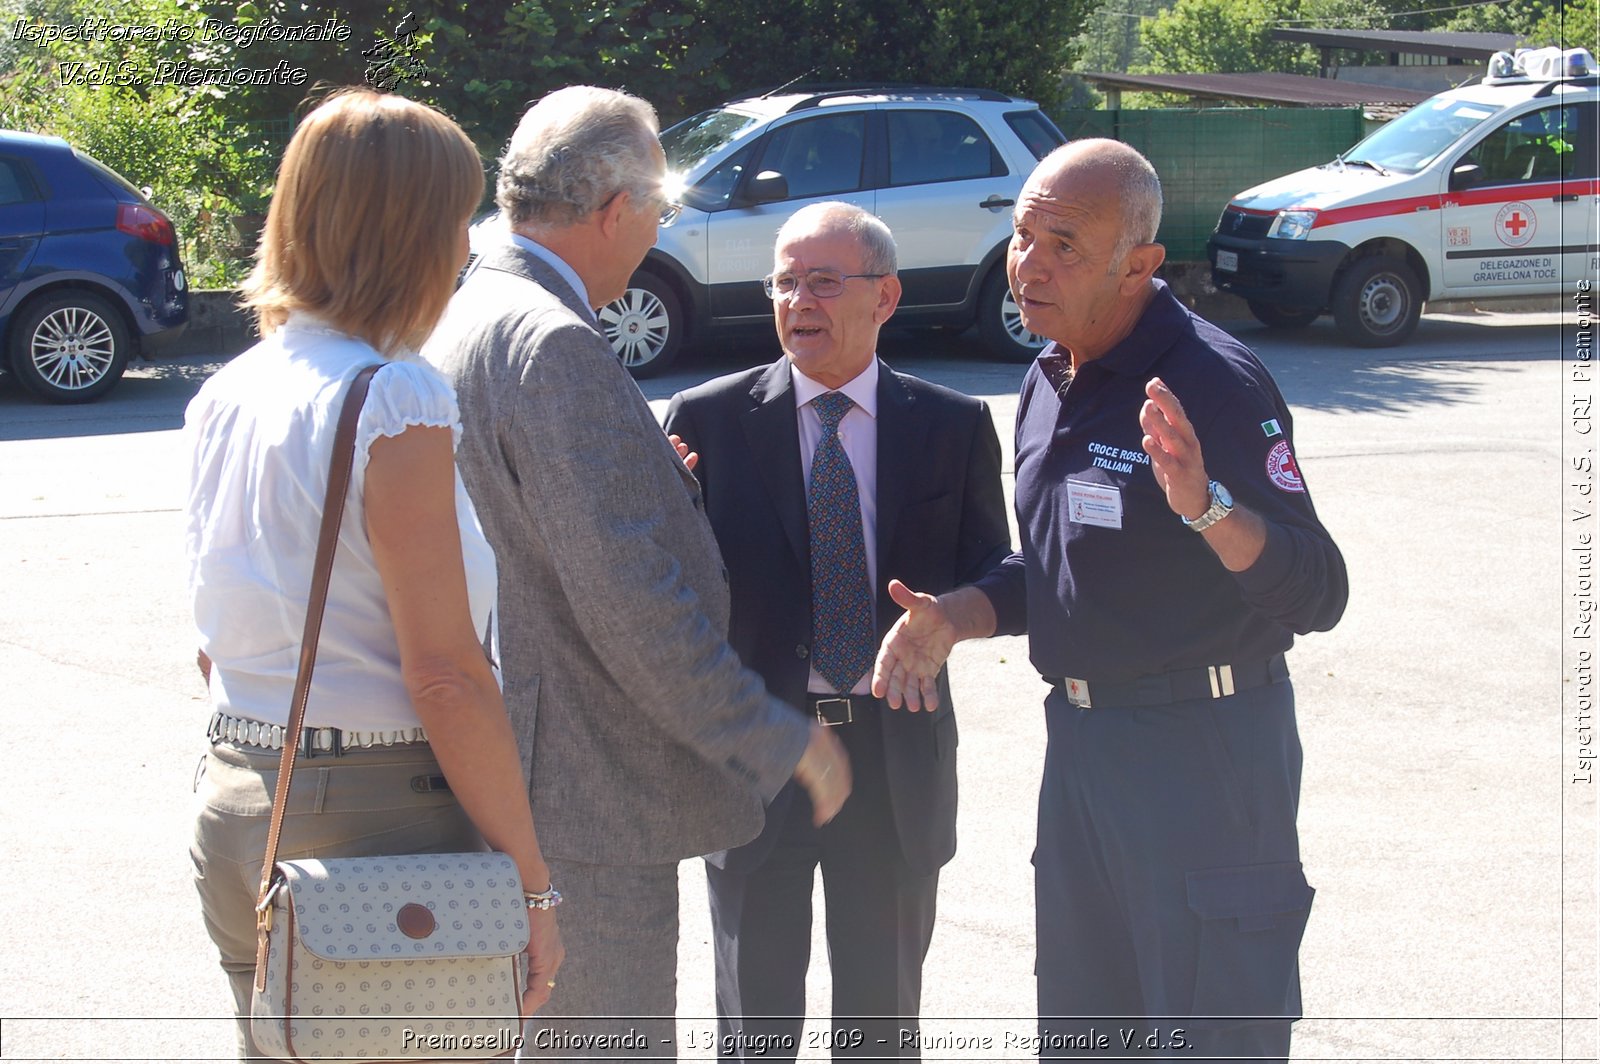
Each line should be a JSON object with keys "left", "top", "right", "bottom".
{"left": 1215, "top": 250, "right": 1239, "bottom": 272}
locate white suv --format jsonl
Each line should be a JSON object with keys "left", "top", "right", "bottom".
{"left": 1209, "top": 47, "right": 1597, "bottom": 346}
{"left": 473, "top": 86, "right": 1066, "bottom": 376}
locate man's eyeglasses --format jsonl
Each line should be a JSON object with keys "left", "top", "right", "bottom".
{"left": 653, "top": 197, "right": 683, "bottom": 225}
{"left": 605, "top": 188, "right": 682, "bottom": 225}
{"left": 762, "top": 269, "right": 888, "bottom": 300}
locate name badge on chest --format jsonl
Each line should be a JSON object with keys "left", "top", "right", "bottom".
{"left": 1066, "top": 478, "right": 1123, "bottom": 530}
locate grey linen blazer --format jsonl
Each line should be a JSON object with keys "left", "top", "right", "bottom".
{"left": 425, "top": 244, "right": 811, "bottom": 866}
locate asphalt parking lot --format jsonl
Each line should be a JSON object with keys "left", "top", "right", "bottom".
{"left": 0, "top": 307, "right": 1593, "bottom": 1061}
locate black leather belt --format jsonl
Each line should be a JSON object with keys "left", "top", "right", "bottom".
{"left": 806, "top": 693, "right": 876, "bottom": 726}
{"left": 1045, "top": 654, "right": 1289, "bottom": 710}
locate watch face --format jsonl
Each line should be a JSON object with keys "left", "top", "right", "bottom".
{"left": 1213, "top": 481, "right": 1233, "bottom": 508}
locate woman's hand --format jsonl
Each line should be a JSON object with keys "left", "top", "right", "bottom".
{"left": 520, "top": 908, "right": 565, "bottom": 1016}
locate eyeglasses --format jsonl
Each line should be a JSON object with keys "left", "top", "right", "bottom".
{"left": 762, "top": 269, "right": 888, "bottom": 300}
{"left": 635, "top": 191, "right": 681, "bottom": 226}
{"left": 653, "top": 197, "right": 683, "bottom": 226}
{"left": 604, "top": 188, "right": 682, "bottom": 226}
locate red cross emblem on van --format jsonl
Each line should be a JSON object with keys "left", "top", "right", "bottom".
{"left": 1496, "top": 201, "right": 1536, "bottom": 247}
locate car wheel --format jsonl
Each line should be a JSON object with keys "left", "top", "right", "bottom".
{"left": 1248, "top": 300, "right": 1320, "bottom": 331}
{"left": 598, "top": 271, "right": 684, "bottom": 378}
{"left": 7, "top": 290, "right": 131, "bottom": 403}
{"left": 1331, "top": 256, "right": 1422, "bottom": 347}
{"left": 977, "top": 268, "right": 1048, "bottom": 363}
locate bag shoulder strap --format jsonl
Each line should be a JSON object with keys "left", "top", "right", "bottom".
{"left": 252, "top": 363, "right": 382, "bottom": 985}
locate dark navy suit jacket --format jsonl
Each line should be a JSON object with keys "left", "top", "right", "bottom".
{"left": 664, "top": 355, "right": 1011, "bottom": 875}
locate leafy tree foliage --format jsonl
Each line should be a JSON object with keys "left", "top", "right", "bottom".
{"left": 693, "top": 0, "right": 1086, "bottom": 111}
{"left": 4, "top": 0, "right": 1092, "bottom": 282}
{"left": 1137, "top": 0, "right": 1388, "bottom": 76}
{"left": 1139, "top": 0, "right": 1313, "bottom": 74}
{"left": 2, "top": 0, "right": 270, "bottom": 284}
{"left": 1130, "top": 0, "right": 1593, "bottom": 83}
{"left": 186, "top": 1, "right": 720, "bottom": 144}
{"left": 171, "top": 0, "right": 1085, "bottom": 145}
{"left": 1531, "top": 0, "right": 1600, "bottom": 50}
{"left": 1445, "top": 0, "right": 1599, "bottom": 51}
{"left": 1075, "top": 0, "right": 1165, "bottom": 78}
{"left": 401, "top": 0, "right": 724, "bottom": 133}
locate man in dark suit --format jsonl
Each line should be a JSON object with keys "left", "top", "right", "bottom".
{"left": 664, "top": 202, "right": 1011, "bottom": 1059}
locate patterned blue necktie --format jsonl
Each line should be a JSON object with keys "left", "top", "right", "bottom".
{"left": 808, "top": 391, "right": 874, "bottom": 694}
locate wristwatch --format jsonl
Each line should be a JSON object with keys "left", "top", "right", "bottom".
{"left": 1183, "top": 480, "right": 1234, "bottom": 532}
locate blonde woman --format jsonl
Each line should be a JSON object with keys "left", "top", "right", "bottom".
{"left": 185, "top": 90, "right": 562, "bottom": 1060}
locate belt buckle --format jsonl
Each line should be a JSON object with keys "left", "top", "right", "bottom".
{"left": 1207, "top": 664, "right": 1235, "bottom": 699}
{"left": 302, "top": 726, "right": 344, "bottom": 759}
{"left": 814, "top": 698, "right": 853, "bottom": 726}
{"left": 1062, "top": 677, "right": 1092, "bottom": 709}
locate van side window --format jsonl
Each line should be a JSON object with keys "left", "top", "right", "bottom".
{"left": 1461, "top": 106, "right": 1575, "bottom": 186}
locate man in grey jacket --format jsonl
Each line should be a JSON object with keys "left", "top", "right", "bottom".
{"left": 426, "top": 86, "right": 850, "bottom": 1057}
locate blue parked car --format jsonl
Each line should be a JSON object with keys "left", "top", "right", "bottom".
{"left": 0, "top": 130, "right": 188, "bottom": 403}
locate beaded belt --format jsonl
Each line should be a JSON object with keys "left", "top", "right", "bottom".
{"left": 208, "top": 711, "right": 428, "bottom": 757}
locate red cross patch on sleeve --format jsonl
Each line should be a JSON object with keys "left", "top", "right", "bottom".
{"left": 1266, "top": 439, "right": 1306, "bottom": 493}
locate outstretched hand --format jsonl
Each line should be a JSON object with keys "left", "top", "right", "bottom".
{"left": 871, "top": 579, "right": 956, "bottom": 712}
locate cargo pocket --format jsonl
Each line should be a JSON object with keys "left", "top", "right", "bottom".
{"left": 1186, "top": 861, "right": 1314, "bottom": 1021}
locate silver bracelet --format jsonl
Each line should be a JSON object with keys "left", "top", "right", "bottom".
{"left": 523, "top": 884, "right": 563, "bottom": 910}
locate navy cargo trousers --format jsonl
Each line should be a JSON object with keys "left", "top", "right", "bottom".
{"left": 1034, "top": 679, "right": 1314, "bottom": 1064}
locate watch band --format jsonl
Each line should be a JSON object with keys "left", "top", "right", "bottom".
{"left": 1184, "top": 480, "right": 1233, "bottom": 533}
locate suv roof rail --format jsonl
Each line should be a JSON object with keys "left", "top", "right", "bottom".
{"left": 750, "top": 83, "right": 1015, "bottom": 110}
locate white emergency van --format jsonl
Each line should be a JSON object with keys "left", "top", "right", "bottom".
{"left": 1208, "top": 47, "right": 1597, "bottom": 345}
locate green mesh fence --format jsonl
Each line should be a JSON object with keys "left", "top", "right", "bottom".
{"left": 1049, "top": 109, "right": 1367, "bottom": 260}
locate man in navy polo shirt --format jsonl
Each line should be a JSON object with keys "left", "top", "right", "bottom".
{"left": 871, "top": 139, "right": 1347, "bottom": 1061}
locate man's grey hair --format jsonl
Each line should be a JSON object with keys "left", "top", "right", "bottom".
{"left": 1041, "top": 140, "right": 1163, "bottom": 271}
{"left": 497, "top": 86, "right": 661, "bottom": 229}
{"left": 1108, "top": 150, "right": 1163, "bottom": 269}
{"left": 774, "top": 201, "right": 898, "bottom": 276}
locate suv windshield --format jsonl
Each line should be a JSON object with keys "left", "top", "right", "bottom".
{"left": 1338, "top": 97, "right": 1500, "bottom": 174}
{"left": 661, "top": 109, "right": 764, "bottom": 176}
